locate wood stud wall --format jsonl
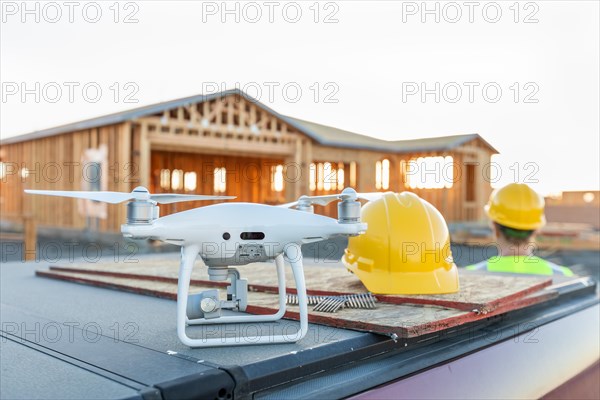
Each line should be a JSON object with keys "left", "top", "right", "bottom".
{"left": 1, "top": 124, "right": 131, "bottom": 232}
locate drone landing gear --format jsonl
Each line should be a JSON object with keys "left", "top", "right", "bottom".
{"left": 176, "top": 244, "right": 308, "bottom": 348}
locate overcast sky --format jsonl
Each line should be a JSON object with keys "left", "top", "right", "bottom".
{"left": 1, "top": 0, "right": 598, "bottom": 195}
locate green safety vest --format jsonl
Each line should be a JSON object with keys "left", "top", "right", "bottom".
{"left": 465, "top": 256, "right": 574, "bottom": 277}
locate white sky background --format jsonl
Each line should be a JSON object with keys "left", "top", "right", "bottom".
{"left": 1, "top": 0, "right": 598, "bottom": 196}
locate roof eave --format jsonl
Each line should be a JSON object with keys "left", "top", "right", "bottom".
{"left": 0, "top": 89, "right": 242, "bottom": 145}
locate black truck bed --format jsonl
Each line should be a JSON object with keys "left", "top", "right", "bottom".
{"left": 1, "top": 259, "right": 598, "bottom": 400}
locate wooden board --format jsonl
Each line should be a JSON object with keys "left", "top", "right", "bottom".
{"left": 45, "top": 259, "right": 553, "bottom": 314}
{"left": 35, "top": 260, "right": 559, "bottom": 338}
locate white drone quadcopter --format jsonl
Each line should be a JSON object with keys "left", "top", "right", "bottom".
{"left": 26, "top": 186, "right": 374, "bottom": 347}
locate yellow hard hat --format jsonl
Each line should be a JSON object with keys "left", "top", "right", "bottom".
{"left": 342, "top": 192, "right": 459, "bottom": 295}
{"left": 485, "top": 183, "right": 545, "bottom": 231}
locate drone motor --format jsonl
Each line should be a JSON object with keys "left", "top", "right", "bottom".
{"left": 126, "top": 200, "right": 159, "bottom": 225}
{"left": 337, "top": 198, "right": 361, "bottom": 224}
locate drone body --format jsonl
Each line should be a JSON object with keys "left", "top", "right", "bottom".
{"left": 123, "top": 202, "right": 365, "bottom": 265}
{"left": 26, "top": 186, "right": 371, "bottom": 347}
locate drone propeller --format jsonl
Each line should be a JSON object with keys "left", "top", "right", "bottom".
{"left": 280, "top": 188, "right": 387, "bottom": 209}
{"left": 25, "top": 186, "right": 235, "bottom": 204}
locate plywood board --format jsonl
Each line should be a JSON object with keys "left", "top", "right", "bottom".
{"left": 36, "top": 262, "right": 558, "bottom": 338}
{"left": 46, "top": 259, "right": 552, "bottom": 313}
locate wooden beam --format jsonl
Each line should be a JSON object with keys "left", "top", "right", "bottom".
{"left": 23, "top": 215, "right": 37, "bottom": 261}
{"left": 149, "top": 133, "right": 295, "bottom": 157}
{"left": 302, "top": 139, "right": 312, "bottom": 195}
{"left": 139, "top": 122, "right": 150, "bottom": 188}
{"left": 188, "top": 104, "right": 199, "bottom": 124}
{"left": 286, "top": 137, "right": 304, "bottom": 201}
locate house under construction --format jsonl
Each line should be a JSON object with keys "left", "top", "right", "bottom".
{"left": 0, "top": 89, "right": 498, "bottom": 234}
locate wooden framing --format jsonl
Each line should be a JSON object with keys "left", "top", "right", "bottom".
{"left": 0, "top": 92, "right": 497, "bottom": 233}
{"left": 1, "top": 123, "right": 131, "bottom": 232}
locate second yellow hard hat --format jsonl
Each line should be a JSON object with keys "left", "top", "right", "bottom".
{"left": 485, "top": 183, "right": 545, "bottom": 231}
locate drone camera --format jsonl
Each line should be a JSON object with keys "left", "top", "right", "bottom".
{"left": 187, "top": 269, "right": 248, "bottom": 322}
{"left": 187, "top": 289, "right": 221, "bottom": 320}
